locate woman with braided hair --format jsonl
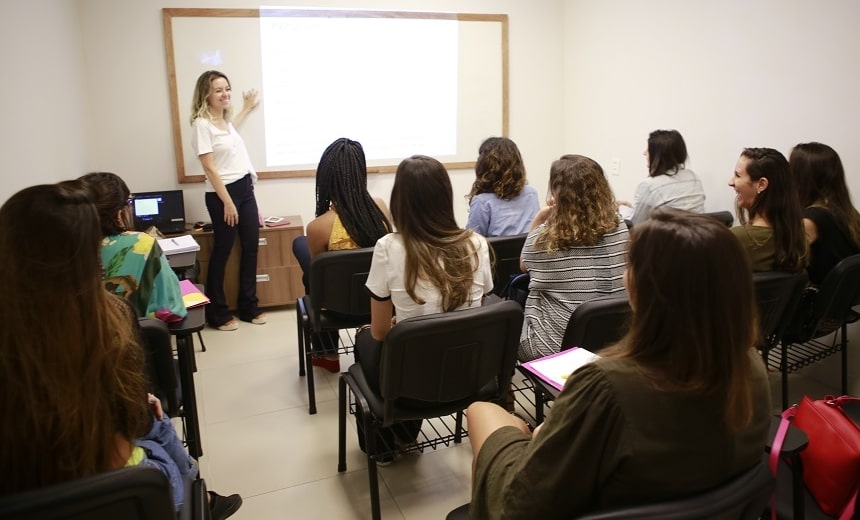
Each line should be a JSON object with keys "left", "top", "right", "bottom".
{"left": 300, "top": 137, "right": 392, "bottom": 372}
{"left": 306, "top": 137, "right": 391, "bottom": 256}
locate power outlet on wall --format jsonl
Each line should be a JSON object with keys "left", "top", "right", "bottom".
{"left": 610, "top": 157, "right": 621, "bottom": 176}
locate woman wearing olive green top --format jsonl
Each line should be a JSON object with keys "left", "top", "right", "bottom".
{"left": 728, "top": 147, "right": 807, "bottom": 272}
{"left": 467, "top": 210, "right": 771, "bottom": 519}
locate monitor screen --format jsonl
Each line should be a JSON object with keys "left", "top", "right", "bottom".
{"left": 131, "top": 190, "right": 186, "bottom": 235}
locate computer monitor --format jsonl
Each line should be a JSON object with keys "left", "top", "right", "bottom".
{"left": 131, "top": 190, "right": 186, "bottom": 235}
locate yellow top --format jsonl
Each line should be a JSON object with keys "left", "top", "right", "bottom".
{"left": 328, "top": 213, "right": 360, "bottom": 251}
{"left": 125, "top": 446, "right": 145, "bottom": 467}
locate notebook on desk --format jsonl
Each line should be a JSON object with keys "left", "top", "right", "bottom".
{"left": 179, "top": 279, "right": 209, "bottom": 309}
{"left": 132, "top": 190, "right": 186, "bottom": 235}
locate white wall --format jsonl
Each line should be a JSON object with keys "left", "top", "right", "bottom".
{"left": 563, "top": 0, "right": 860, "bottom": 217}
{"left": 562, "top": 0, "right": 860, "bottom": 394}
{"left": 72, "top": 0, "right": 565, "bottom": 229}
{"left": 0, "top": 0, "right": 88, "bottom": 193}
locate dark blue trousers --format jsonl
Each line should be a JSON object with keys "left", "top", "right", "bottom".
{"left": 204, "top": 174, "right": 261, "bottom": 326}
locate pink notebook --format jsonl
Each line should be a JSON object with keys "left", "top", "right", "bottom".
{"left": 179, "top": 279, "right": 210, "bottom": 309}
{"left": 521, "top": 347, "right": 600, "bottom": 391}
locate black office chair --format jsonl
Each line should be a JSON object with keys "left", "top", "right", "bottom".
{"left": 295, "top": 243, "right": 375, "bottom": 414}
{"left": 139, "top": 317, "right": 182, "bottom": 417}
{"left": 525, "top": 293, "right": 632, "bottom": 423}
{"left": 752, "top": 271, "right": 809, "bottom": 360}
{"left": 337, "top": 301, "right": 523, "bottom": 520}
{"left": 0, "top": 466, "right": 207, "bottom": 520}
{"left": 767, "top": 254, "right": 860, "bottom": 409}
{"left": 503, "top": 272, "right": 530, "bottom": 308}
{"left": 560, "top": 292, "right": 632, "bottom": 351}
{"left": 486, "top": 233, "right": 527, "bottom": 297}
{"left": 446, "top": 461, "right": 772, "bottom": 520}
{"left": 703, "top": 210, "right": 734, "bottom": 227}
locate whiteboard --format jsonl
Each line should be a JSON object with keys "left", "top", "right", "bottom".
{"left": 163, "top": 8, "right": 508, "bottom": 183}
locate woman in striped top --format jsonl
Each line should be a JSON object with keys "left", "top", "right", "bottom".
{"left": 518, "top": 155, "right": 630, "bottom": 362}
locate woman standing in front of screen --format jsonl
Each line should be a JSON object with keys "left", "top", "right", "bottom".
{"left": 190, "top": 70, "right": 266, "bottom": 331}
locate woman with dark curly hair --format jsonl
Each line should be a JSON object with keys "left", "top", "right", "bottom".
{"left": 518, "top": 155, "right": 629, "bottom": 362}
{"left": 466, "top": 136, "right": 539, "bottom": 236}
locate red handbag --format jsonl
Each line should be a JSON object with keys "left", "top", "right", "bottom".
{"left": 771, "top": 395, "right": 860, "bottom": 519}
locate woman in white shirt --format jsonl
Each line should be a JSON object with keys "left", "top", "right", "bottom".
{"left": 619, "top": 129, "right": 706, "bottom": 226}
{"left": 354, "top": 155, "right": 494, "bottom": 460}
{"left": 190, "top": 70, "right": 266, "bottom": 331}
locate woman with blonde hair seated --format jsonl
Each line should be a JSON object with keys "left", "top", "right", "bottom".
{"left": 468, "top": 209, "right": 771, "bottom": 519}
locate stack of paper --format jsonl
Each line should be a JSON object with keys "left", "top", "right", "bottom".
{"left": 179, "top": 279, "right": 210, "bottom": 308}
{"left": 520, "top": 347, "right": 600, "bottom": 391}
{"left": 158, "top": 235, "right": 201, "bottom": 255}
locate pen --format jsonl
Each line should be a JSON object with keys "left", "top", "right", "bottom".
{"left": 172, "top": 238, "right": 180, "bottom": 246}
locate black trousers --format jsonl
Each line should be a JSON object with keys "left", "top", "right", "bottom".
{"left": 204, "top": 174, "right": 261, "bottom": 326}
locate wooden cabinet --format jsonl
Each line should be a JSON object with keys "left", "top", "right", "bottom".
{"left": 193, "top": 216, "right": 304, "bottom": 309}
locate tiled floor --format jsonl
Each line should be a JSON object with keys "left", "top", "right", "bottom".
{"left": 187, "top": 307, "right": 841, "bottom": 519}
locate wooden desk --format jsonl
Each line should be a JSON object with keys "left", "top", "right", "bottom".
{"left": 168, "top": 305, "right": 205, "bottom": 459}
{"left": 192, "top": 216, "right": 304, "bottom": 310}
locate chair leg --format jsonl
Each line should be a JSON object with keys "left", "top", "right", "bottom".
{"left": 364, "top": 416, "right": 381, "bottom": 520}
{"left": 535, "top": 387, "right": 545, "bottom": 424}
{"left": 196, "top": 331, "right": 206, "bottom": 352}
{"left": 841, "top": 323, "right": 848, "bottom": 396}
{"left": 781, "top": 341, "right": 790, "bottom": 411}
{"left": 454, "top": 410, "right": 464, "bottom": 443}
{"left": 306, "top": 343, "right": 317, "bottom": 415}
{"left": 297, "top": 307, "right": 306, "bottom": 377}
{"left": 338, "top": 376, "right": 347, "bottom": 472}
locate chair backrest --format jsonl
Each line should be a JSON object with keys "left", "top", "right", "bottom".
{"left": 752, "top": 270, "right": 809, "bottom": 350}
{"left": 578, "top": 462, "right": 772, "bottom": 520}
{"left": 808, "top": 253, "right": 860, "bottom": 336}
{"left": 379, "top": 300, "right": 523, "bottom": 423}
{"left": 703, "top": 210, "right": 734, "bottom": 227}
{"left": 308, "top": 246, "right": 375, "bottom": 321}
{"left": 139, "top": 317, "right": 180, "bottom": 416}
{"left": 560, "top": 293, "right": 632, "bottom": 353}
{"left": 486, "top": 233, "right": 527, "bottom": 296}
{"left": 0, "top": 466, "right": 175, "bottom": 520}
{"left": 447, "top": 462, "right": 772, "bottom": 520}
{"left": 504, "top": 272, "right": 530, "bottom": 308}
{"left": 782, "top": 253, "right": 860, "bottom": 343}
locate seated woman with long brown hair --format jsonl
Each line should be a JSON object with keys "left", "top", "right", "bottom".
{"left": 468, "top": 209, "right": 771, "bottom": 519}
{"left": 0, "top": 182, "right": 240, "bottom": 519}
{"left": 353, "top": 155, "right": 494, "bottom": 462}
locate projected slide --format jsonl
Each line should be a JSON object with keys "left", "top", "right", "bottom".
{"left": 164, "top": 8, "right": 507, "bottom": 181}
{"left": 260, "top": 16, "right": 458, "bottom": 167}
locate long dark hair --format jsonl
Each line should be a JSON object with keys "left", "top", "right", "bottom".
{"left": 738, "top": 147, "right": 807, "bottom": 272}
{"left": 603, "top": 209, "right": 759, "bottom": 430}
{"left": 0, "top": 182, "right": 149, "bottom": 493}
{"left": 647, "top": 129, "right": 688, "bottom": 177}
{"left": 315, "top": 138, "right": 390, "bottom": 247}
{"left": 391, "top": 155, "right": 479, "bottom": 311}
{"left": 468, "top": 136, "right": 527, "bottom": 201}
{"left": 79, "top": 171, "right": 132, "bottom": 236}
{"left": 790, "top": 142, "right": 860, "bottom": 247}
